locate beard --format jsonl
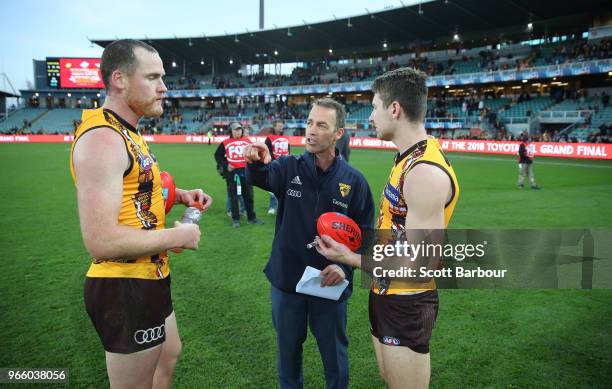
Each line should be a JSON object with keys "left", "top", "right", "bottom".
{"left": 127, "top": 90, "right": 163, "bottom": 118}
{"left": 144, "top": 100, "right": 164, "bottom": 118}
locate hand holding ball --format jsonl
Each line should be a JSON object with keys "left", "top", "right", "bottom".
{"left": 316, "top": 212, "right": 362, "bottom": 251}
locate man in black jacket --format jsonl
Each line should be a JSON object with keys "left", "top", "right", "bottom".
{"left": 336, "top": 127, "right": 351, "bottom": 162}
{"left": 245, "top": 98, "right": 374, "bottom": 389}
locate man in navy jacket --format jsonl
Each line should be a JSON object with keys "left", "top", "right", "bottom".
{"left": 245, "top": 98, "right": 374, "bottom": 389}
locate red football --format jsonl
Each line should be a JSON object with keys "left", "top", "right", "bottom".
{"left": 160, "top": 171, "right": 176, "bottom": 214}
{"left": 317, "top": 212, "right": 362, "bottom": 251}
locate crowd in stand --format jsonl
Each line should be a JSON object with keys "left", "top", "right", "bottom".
{"left": 210, "top": 65, "right": 330, "bottom": 89}
{"left": 472, "top": 38, "right": 612, "bottom": 72}
{"left": 164, "top": 76, "right": 201, "bottom": 90}
{"left": 538, "top": 38, "right": 612, "bottom": 65}
{"left": 2, "top": 117, "right": 82, "bottom": 135}
{"left": 586, "top": 124, "right": 612, "bottom": 143}
{"left": 162, "top": 38, "right": 611, "bottom": 91}
{"left": 4, "top": 75, "right": 610, "bottom": 143}
{"left": 426, "top": 89, "right": 506, "bottom": 119}
{"left": 4, "top": 86, "right": 608, "bottom": 141}
{"left": 451, "top": 124, "right": 611, "bottom": 144}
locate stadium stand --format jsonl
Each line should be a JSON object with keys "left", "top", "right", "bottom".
{"left": 160, "top": 38, "right": 611, "bottom": 91}
{"left": 0, "top": 108, "right": 48, "bottom": 133}
{"left": 32, "top": 108, "right": 82, "bottom": 134}
{"left": 346, "top": 104, "right": 371, "bottom": 121}
{"left": 11, "top": 2, "right": 610, "bottom": 143}
{"left": 499, "top": 96, "right": 554, "bottom": 121}
{"left": 566, "top": 105, "right": 612, "bottom": 142}
{"left": 547, "top": 96, "right": 599, "bottom": 111}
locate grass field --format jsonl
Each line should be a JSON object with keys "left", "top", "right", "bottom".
{"left": 0, "top": 143, "right": 611, "bottom": 388}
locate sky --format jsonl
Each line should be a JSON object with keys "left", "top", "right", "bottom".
{"left": 0, "top": 0, "right": 422, "bottom": 92}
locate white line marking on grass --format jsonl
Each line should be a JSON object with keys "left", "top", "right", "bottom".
{"left": 448, "top": 154, "right": 612, "bottom": 169}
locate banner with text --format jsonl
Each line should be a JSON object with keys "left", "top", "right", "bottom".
{"left": 1, "top": 135, "right": 610, "bottom": 160}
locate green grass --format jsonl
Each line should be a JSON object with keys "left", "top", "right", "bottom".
{"left": 0, "top": 143, "right": 611, "bottom": 388}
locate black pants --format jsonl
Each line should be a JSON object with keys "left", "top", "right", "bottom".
{"left": 225, "top": 169, "right": 256, "bottom": 222}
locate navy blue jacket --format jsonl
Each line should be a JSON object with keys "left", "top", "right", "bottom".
{"left": 246, "top": 150, "right": 375, "bottom": 300}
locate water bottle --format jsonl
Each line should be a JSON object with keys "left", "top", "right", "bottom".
{"left": 180, "top": 206, "right": 202, "bottom": 224}
{"left": 235, "top": 174, "right": 242, "bottom": 196}
{"left": 172, "top": 202, "right": 204, "bottom": 253}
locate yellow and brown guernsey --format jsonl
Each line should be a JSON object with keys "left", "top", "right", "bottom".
{"left": 374, "top": 137, "right": 459, "bottom": 294}
{"left": 70, "top": 108, "right": 168, "bottom": 280}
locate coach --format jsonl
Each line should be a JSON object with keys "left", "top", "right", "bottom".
{"left": 245, "top": 98, "right": 374, "bottom": 389}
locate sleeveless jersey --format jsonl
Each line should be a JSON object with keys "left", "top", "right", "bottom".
{"left": 374, "top": 137, "right": 459, "bottom": 294}
{"left": 70, "top": 108, "right": 168, "bottom": 280}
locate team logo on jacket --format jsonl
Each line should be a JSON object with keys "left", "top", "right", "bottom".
{"left": 382, "top": 336, "right": 401, "bottom": 346}
{"left": 339, "top": 183, "right": 351, "bottom": 197}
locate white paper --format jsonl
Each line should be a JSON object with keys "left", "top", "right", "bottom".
{"left": 295, "top": 266, "right": 349, "bottom": 301}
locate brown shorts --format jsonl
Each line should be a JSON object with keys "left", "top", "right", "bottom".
{"left": 369, "top": 290, "right": 439, "bottom": 354}
{"left": 84, "top": 276, "right": 173, "bottom": 354}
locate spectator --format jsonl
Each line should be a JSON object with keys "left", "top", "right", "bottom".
{"left": 264, "top": 119, "right": 291, "bottom": 215}
{"left": 602, "top": 91, "right": 610, "bottom": 108}
{"left": 214, "top": 122, "right": 263, "bottom": 228}
{"left": 517, "top": 135, "right": 540, "bottom": 190}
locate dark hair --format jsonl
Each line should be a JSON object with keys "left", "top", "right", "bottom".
{"left": 100, "top": 39, "right": 158, "bottom": 91}
{"left": 312, "top": 97, "right": 345, "bottom": 131}
{"left": 372, "top": 67, "right": 428, "bottom": 123}
{"left": 273, "top": 119, "right": 284, "bottom": 127}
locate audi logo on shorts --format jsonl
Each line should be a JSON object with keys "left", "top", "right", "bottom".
{"left": 287, "top": 189, "right": 302, "bottom": 198}
{"left": 134, "top": 324, "right": 165, "bottom": 345}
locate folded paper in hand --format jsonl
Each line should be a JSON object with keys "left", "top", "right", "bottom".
{"left": 295, "top": 266, "right": 349, "bottom": 301}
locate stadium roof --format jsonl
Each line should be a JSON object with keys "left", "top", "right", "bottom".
{"left": 91, "top": 0, "right": 611, "bottom": 71}
{"left": 0, "top": 73, "right": 20, "bottom": 97}
{"left": 0, "top": 90, "right": 20, "bottom": 98}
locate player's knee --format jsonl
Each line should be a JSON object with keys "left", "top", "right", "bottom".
{"left": 159, "top": 337, "right": 182, "bottom": 371}
{"left": 168, "top": 338, "right": 182, "bottom": 362}
{"left": 176, "top": 338, "right": 182, "bottom": 358}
